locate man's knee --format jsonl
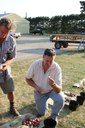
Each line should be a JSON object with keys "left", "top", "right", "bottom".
{"left": 54, "top": 93, "right": 65, "bottom": 106}
{"left": 36, "top": 105, "right": 48, "bottom": 115}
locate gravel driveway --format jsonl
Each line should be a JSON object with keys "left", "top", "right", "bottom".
{"left": 15, "top": 35, "right": 80, "bottom": 61}
{"left": 15, "top": 35, "right": 54, "bottom": 61}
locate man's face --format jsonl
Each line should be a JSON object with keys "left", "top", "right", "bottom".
{"left": 0, "top": 26, "right": 9, "bottom": 39}
{"left": 43, "top": 55, "right": 55, "bottom": 68}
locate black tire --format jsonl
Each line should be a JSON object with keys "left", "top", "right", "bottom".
{"left": 54, "top": 42, "right": 61, "bottom": 49}
{"left": 63, "top": 42, "right": 68, "bottom": 48}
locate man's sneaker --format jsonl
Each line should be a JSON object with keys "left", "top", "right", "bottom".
{"left": 47, "top": 116, "right": 58, "bottom": 126}
{"left": 9, "top": 102, "right": 20, "bottom": 116}
{"left": 9, "top": 108, "right": 20, "bottom": 116}
{"left": 52, "top": 117, "right": 58, "bottom": 126}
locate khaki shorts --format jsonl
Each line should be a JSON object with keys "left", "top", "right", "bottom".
{"left": 0, "top": 78, "right": 15, "bottom": 94}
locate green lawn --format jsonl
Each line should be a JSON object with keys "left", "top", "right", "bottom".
{"left": 0, "top": 49, "right": 85, "bottom": 128}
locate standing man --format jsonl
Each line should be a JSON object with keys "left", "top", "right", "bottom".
{"left": 0, "top": 18, "right": 19, "bottom": 116}
{"left": 26, "top": 48, "right": 65, "bottom": 125}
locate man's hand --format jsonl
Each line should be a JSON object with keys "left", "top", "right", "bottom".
{"left": 35, "top": 85, "right": 44, "bottom": 94}
{"left": 48, "top": 76, "right": 55, "bottom": 87}
{"left": 1, "top": 63, "right": 8, "bottom": 71}
{"left": 26, "top": 78, "right": 44, "bottom": 94}
{"left": 48, "top": 76, "right": 62, "bottom": 93}
{"left": 1, "top": 59, "right": 13, "bottom": 71}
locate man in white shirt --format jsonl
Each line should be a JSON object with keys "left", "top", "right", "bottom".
{"left": 26, "top": 48, "right": 65, "bottom": 125}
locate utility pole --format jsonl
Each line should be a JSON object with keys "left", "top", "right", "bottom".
{"left": 25, "top": 12, "right": 27, "bottom": 19}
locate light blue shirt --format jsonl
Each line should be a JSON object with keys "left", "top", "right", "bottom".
{"left": 0, "top": 35, "right": 16, "bottom": 82}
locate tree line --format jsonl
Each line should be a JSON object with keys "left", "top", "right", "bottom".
{"left": 26, "top": 1, "right": 85, "bottom": 34}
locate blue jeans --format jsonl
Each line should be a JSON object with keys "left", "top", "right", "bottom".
{"left": 34, "top": 90, "right": 65, "bottom": 121}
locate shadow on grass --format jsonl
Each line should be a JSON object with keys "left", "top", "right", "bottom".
{"left": 0, "top": 103, "right": 72, "bottom": 126}
{"left": 17, "top": 48, "right": 85, "bottom": 59}
{"left": 19, "top": 103, "right": 37, "bottom": 115}
{"left": 18, "top": 103, "right": 72, "bottom": 120}
{"left": 0, "top": 103, "right": 37, "bottom": 125}
{"left": 17, "top": 48, "right": 45, "bottom": 55}
{"left": 55, "top": 49, "right": 85, "bottom": 56}
{"left": 59, "top": 105, "right": 71, "bottom": 119}
{"left": 0, "top": 112, "right": 13, "bottom": 125}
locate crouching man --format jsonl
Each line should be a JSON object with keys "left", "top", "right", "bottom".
{"left": 26, "top": 48, "right": 65, "bottom": 125}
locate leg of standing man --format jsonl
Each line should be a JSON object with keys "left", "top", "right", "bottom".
{"left": 0, "top": 78, "right": 20, "bottom": 116}
{"left": 7, "top": 92, "right": 20, "bottom": 116}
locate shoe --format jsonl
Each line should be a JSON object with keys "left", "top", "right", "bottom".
{"left": 9, "top": 102, "right": 20, "bottom": 116}
{"left": 51, "top": 117, "right": 58, "bottom": 126}
{"left": 9, "top": 108, "right": 20, "bottom": 116}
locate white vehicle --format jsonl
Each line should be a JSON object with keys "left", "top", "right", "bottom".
{"left": 10, "top": 31, "right": 21, "bottom": 39}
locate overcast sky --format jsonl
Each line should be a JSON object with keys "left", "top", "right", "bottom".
{"left": 0, "top": 0, "right": 81, "bottom": 18}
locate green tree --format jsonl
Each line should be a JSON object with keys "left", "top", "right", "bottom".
{"left": 49, "top": 16, "right": 62, "bottom": 34}
{"left": 80, "top": 1, "right": 85, "bottom": 14}
{"left": 27, "top": 17, "right": 49, "bottom": 32}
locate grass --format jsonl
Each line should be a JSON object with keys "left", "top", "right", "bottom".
{"left": 0, "top": 49, "right": 85, "bottom": 128}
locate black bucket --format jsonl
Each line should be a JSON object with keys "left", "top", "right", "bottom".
{"left": 80, "top": 92, "right": 85, "bottom": 100}
{"left": 77, "top": 95, "right": 84, "bottom": 105}
{"left": 69, "top": 100, "right": 79, "bottom": 111}
{"left": 43, "top": 118, "right": 57, "bottom": 128}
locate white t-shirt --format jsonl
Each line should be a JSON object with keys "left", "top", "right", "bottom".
{"left": 26, "top": 59, "right": 62, "bottom": 94}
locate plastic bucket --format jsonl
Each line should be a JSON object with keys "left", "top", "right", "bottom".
{"left": 43, "top": 118, "right": 57, "bottom": 128}
{"left": 80, "top": 92, "right": 85, "bottom": 100}
{"left": 69, "top": 100, "right": 78, "bottom": 111}
{"left": 77, "top": 95, "right": 84, "bottom": 105}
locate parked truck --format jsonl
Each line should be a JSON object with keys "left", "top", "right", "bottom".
{"left": 50, "top": 34, "right": 85, "bottom": 49}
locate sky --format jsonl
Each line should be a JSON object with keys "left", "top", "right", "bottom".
{"left": 0, "top": 0, "right": 82, "bottom": 18}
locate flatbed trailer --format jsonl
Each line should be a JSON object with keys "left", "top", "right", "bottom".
{"left": 50, "top": 34, "right": 85, "bottom": 49}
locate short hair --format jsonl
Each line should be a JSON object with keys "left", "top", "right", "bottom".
{"left": 0, "top": 17, "right": 15, "bottom": 30}
{"left": 43, "top": 48, "right": 56, "bottom": 57}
